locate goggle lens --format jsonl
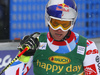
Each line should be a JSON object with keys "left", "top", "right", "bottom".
{"left": 50, "top": 18, "right": 71, "bottom": 30}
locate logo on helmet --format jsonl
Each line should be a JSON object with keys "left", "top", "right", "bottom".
{"left": 56, "top": 3, "right": 69, "bottom": 12}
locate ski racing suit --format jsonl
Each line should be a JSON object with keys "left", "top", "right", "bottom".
{"left": 5, "top": 31, "right": 100, "bottom": 75}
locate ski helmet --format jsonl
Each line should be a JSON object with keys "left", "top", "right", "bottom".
{"left": 45, "top": 0, "right": 77, "bottom": 31}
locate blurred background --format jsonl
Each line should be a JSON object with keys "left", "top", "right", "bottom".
{"left": 0, "top": 0, "right": 100, "bottom": 75}
{"left": 0, "top": 0, "right": 100, "bottom": 40}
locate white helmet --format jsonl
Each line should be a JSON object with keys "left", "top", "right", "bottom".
{"left": 45, "top": 0, "right": 78, "bottom": 31}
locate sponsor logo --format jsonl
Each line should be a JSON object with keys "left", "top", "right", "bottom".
{"left": 39, "top": 42, "right": 47, "bottom": 50}
{"left": 0, "top": 55, "right": 12, "bottom": 68}
{"left": 49, "top": 56, "right": 71, "bottom": 64}
{"left": 84, "top": 64, "right": 97, "bottom": 75}
{"left": 86, "top": 49, "right": 98, "bottom": 55}
{"left": 56, "top": 3, "right": 69, "bottom": 12}
{"left": 37, "top": 59, "right": 82, "bottom": 73}
{"left": 96, "top": 55, "right": 100, "bottom": 73}
{"left": 77, "top": 45, "right": 85, "bottom": 55}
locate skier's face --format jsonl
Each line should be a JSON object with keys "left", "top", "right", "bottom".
{"left": 49, "top": 26, "right": 68, "bottom": 41}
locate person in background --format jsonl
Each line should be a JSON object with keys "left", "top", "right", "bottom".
{"left": 5, "top": 0, "right": 100, "bottom": 75}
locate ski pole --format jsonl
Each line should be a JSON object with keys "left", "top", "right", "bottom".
{"left": 0, "top": 46, "right": 29, "bottom": 75}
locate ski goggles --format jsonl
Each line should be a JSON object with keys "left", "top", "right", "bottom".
{"left": 49, "top": 18, "right": 71, "bottom": 31}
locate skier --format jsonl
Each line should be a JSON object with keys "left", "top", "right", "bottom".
{"left": 5, "top": 0, "right": 100, "bottom": 75}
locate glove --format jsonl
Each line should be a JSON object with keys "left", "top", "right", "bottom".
{"left": 17, "top": 32, "right": 40, "bottom": 56}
